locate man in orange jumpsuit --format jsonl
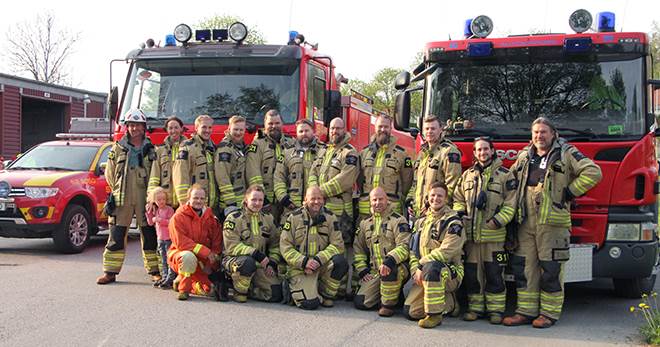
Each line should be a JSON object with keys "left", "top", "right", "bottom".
{"left": 168, "top": 183, "right": 223, "bottom": 300}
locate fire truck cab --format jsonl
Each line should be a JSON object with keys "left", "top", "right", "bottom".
{"left": 393, "top": 10, "right": 660, "bottom": 297}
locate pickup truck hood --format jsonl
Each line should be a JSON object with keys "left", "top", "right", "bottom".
{"left": 0, "top": 170, "right": 83, "bottom": 187}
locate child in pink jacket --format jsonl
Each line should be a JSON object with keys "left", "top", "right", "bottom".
{"left": 146, "top": 187, "right": 176, "bottom": 289}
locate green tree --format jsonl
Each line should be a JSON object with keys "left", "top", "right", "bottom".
{"left": 651, "top": 21, "right": 660, "bottom": 79}
{"left": 196, "top": 15, "right": 265, "bottom": 44}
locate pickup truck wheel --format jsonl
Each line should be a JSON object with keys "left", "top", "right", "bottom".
{"left": 53, "top": 204, "right": 91, "bottom": 254}
{"left": 613, "top": 276, "right": 656, "bottom": 298}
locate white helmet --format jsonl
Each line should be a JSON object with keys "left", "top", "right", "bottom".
{"left": 123, "top": 109, "right": 147, "bottom": 124}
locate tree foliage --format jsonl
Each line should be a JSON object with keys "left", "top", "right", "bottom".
{"left": 651, "top": 21, "right": 660, "bottom": 79}
{"left": 196, "top": 15, "right": 266, "bottom": 45}
{"left": 4, "top": 12, "right": 80, "bottom": 85}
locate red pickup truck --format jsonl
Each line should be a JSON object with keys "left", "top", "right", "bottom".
{"left": 0, "top": 138, "right": 112, "bottom": 253}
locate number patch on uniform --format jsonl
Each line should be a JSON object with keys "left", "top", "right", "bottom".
{"left": 282, "top": 222, "right": 291, "bottom": 231}
{"left": 345, "top": 155, "right": 358, "bottom": 166}
{"left": 247, "top": 144, "right": 257, "bottom": 153}
{"left": 223, "top": 221, "right": 235, "bottom": 230}
{"left": 218, "top": 152, "right": 231, "bottom": 162}
{"left": 493, "top": 251, "right": 509, "bottom": 265}
{"left": 404, "top": 158, "right": 413, "bottom": 168}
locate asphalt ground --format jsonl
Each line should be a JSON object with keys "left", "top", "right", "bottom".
{"left": 0, "top": 234, "right": 656, "bottom": 346}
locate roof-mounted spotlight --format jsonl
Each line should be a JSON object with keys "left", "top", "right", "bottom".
{"left": 470, "top": 15, "right": 493, "bottom": 38}
{"left": 229, "top": 22, "right": 248, "bottom": 43}
{"left": 174, "top": 24, "right": 192, "bottom": 44}
{"left": 145, "top": 39, "right": 155, "bottom": 48}
{"left": 597, "top": 12, "right": 615, "bottom": 32}
{"left": 569, "top": 9, "right": 593, "bottom": 34}
{"left": 294, "top": 34, "right": 305, "bottom": 45}
{"left": 213, "top": 29, "right": 229, "bottom": 41}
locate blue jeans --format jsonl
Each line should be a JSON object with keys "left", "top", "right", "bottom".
{"left": 157, "top": 239, "right": 176, "bottom": 281}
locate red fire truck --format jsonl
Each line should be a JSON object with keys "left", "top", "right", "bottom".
{"left": 108, "top": 22, "right": 351, "bottom": 145}
{"left": 393, "top": 10, "right": 660, "bottom": 297}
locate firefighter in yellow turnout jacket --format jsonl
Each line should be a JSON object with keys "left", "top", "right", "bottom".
{"left": 453, "top": 138, "right": 518, "bottom": 324}
{"left": 97, "top": 109, "right": 159, "bottom": 284}
{"left": 503, "top": 117, "right": 602, "bottom": 329}
{"left": 358, "top": 115, "right": 413, "bottom": 219}
{"left": 309, "top": 118, "right": 359, "bottom": 243}
{"left": 222, "top": 185, "right": 283, "bottom": 303}
{"left": 408, "top": 116, "right": 462, "bottom": 217}
{"left": 353, "top": 187, "right": 411, "bottom": 317}
{"left": 405, "top": 182, "right": 466, "bottom": 329}
{"left": 280, "top": 187, "right": 349, "bottom": 310}
{"left": 148, "top": 117, "right": 186, "bottom": 207}
{"left": 172, "top": 115, "right": 217, "bottom": 208}
{"left": 273, "top": 119, "right": 322, "bottom": 222}
{"left": 246, "top": 110, "right": 295, "bottom": 220}
{"left": 215, "top": 116, "right": 248, "bottom": 211}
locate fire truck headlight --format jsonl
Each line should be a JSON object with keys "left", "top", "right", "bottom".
{"left": 470, "top": 15, "right": 493, "bottom": 38}
{"left": 173, "top": 24, "right": 192, "bottom": 43}
{"left": 569, "top": 9, "right": 593, "bottom": 34}
{"left": 25, "top": 187, "right": 59, "bottom": 199}
{"left": 229, "top": 22, "right": 248, "bottom": 43}
{"left": 607, "top": 223, "right": 641, "bottom": 241}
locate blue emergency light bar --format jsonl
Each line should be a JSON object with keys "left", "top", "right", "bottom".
{"left": 213, "top": 29, "right": 228, "bottom": 41}
{"left": 464, "top": 19, "right": 473, "bottom": 38}
{"left": 467, "top": 42, "right": 492, "bottom": 57}
{"left": 195, "top": 29, "right": 211, "bottom": 42}
{"left": 597, "top": 12, "right": 615, "bottom": 32}
{"left": 564, "top": 37, "right": 592, "bottom": 53}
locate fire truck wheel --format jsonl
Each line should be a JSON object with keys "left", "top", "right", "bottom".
{"left": 613, "top": 275, "right": 657, "bottom": 298}
{"left": 53, "top": 204, "right": 91, "bottom": 254}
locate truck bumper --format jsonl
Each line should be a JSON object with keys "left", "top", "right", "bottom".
{"left": 0, "top": 219, "right": 56, "bottom": 238}
{"left": 593, "top": 240, "right": 659, "bottom": 279}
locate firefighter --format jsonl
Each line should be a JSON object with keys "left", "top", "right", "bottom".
{"left": 404, "top": 181, "right": 465, "bottom": 329}
{"left": 280, "top": 186, "right": 348, "bottom": 310}
{"left": 96, "top": 109, "right": 159, "bottom": 285}
{"left": 358, "top": 114, "right": 413, "bottom": 220}
{"left": 245, "top": 109, "right": 295, "bottom": 221}
{"left": 273, "top": 119, "right": 323, "bottom": 223}
{"left": 172, "top": 115, "right": 217, "bottom": 209}
{"left": 407, "top": 116, "right": 462, "bottom": 217}
{"left": 148, "top": 116, "right": 186, "bottom": 208}
{"left": 215, "top": 115, "right": 248, "bottom": 214}
{"left": 353, "top": 187, "right": 411, "bottom": 317}
{"left": 168, "top": 184, "right": 223, "bottom": 300}
{"left": 453, "top": 137, "right": 518, "bottom": 324}
{"left": 503, "top": 117, "right": 602, "bottom": 328}
{"left": 309, "top": 117, "right": 359, "bottom": 244}
{"left": 222, "top": 184, "right": 283, "bottom": 303}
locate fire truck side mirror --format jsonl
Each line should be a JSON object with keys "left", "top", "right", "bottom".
{"left": 394, "top": 91, "right": 411, "bottom": 131}
{"left": 324, "top": 90, "right": 342, "bottom": 127}
{"left": 394, "top": 71, "right": 411, "bottom": 91}
{"left": 107, "top": 87, "right": 119, "bottom": 123}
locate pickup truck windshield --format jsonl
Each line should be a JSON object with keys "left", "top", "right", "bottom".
{"left": 9, "top": 145, "right": 98, "bottom": 171}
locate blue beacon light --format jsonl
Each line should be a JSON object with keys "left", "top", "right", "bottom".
{"left": 164, "top": 34, "right": 176, "bottom": 47}
{"left": 597, "top": 12, "right": 615, "bottom": 32}
{"left": 464, "top": 19, "right": 473, "bottom": 38}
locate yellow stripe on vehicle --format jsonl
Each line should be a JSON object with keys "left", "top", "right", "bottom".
{"left": 24, "top": 172, "right": 81, "bottom": 186}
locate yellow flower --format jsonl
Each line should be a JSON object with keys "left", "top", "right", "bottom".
{"left": 640, "top": 303, "right": 646, "bottom": 308}
{"left": 630, "top": 306, "right": 636, "bottom": 312}
{"left": 643, "top": 294, "right": 649, "bottom": 299}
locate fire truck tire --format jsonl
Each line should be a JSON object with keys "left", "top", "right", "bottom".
{"left": 53, "top": 204, "right": 91, "bottom": 254}
{"left": 613, "top": 276, "right": 656, "bottom": 298}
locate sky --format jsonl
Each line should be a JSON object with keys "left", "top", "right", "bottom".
{"left": 0, "top": 0, "right": 658, "bottom": 94}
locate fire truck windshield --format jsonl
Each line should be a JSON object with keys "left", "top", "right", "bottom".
{"left": 119, "top": 58, "right": 300, "bottom": 126}
{"left": 425, "top": 57, "right": 645, "bottom": 140}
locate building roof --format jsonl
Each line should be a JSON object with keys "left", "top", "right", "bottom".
{"left": 0, "top": 73, "right": 106, "bottom": 102}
